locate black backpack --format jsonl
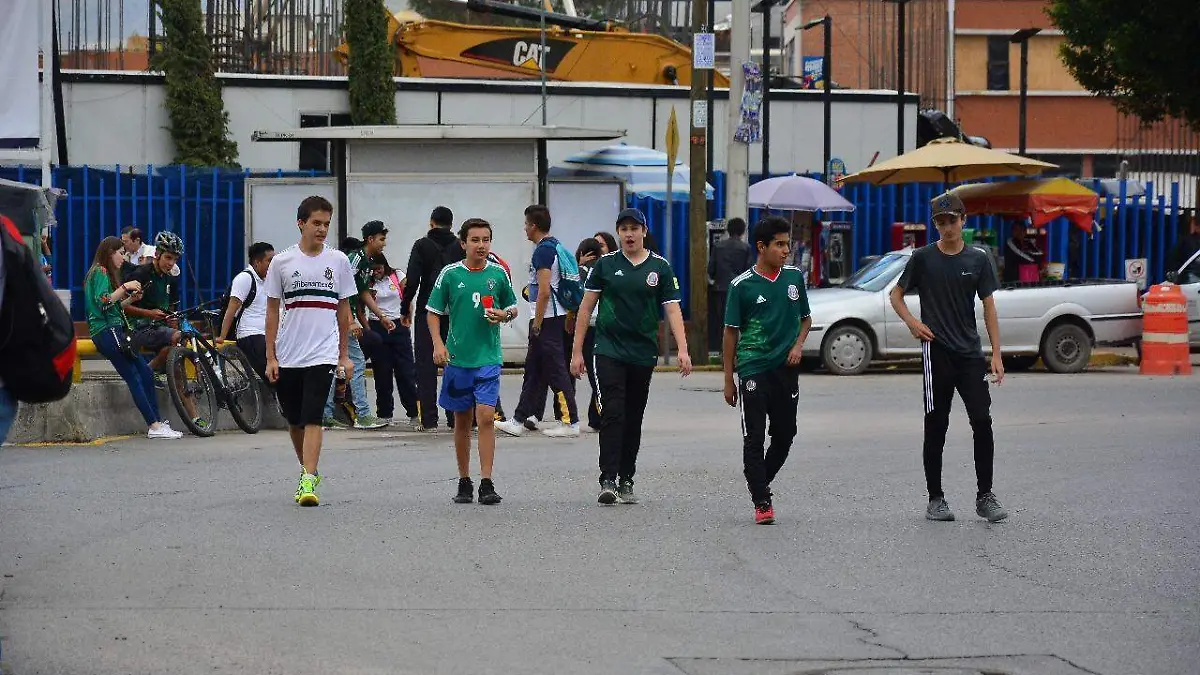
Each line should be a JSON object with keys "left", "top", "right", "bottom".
{"left": 216, "top": 270, "right": 256, "bottom": 339}
{"left": 0, "top": 217, "right": 76, "bottom": 403}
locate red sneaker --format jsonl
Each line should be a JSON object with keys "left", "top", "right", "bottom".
{"left": 754, "top": 502, "right": 775, "bottom": 525}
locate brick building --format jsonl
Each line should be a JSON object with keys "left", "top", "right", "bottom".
{"left": 786, "top": 0, "right": 1198, "bottom": 203}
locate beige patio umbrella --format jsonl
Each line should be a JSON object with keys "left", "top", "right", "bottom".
{"left": 838, "top": 138, "right": 1058, "bottom": 186}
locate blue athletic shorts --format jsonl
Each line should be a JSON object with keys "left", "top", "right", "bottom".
{"left": 438, "top": 363, "right": 502, "bottom": 412}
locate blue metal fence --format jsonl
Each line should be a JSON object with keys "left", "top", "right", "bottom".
{"left": 1, "top": 164, "right": 1187, "bottom": 321}
{"left": 0, "top": 165, "right": 326, "bottom": 320}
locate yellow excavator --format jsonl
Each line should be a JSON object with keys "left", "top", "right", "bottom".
{"left": 334, "top": 0, "right": 728, "bottom": 87}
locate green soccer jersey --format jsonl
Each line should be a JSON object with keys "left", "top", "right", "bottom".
{"left": 346, "top": 247, "right": 371, "bottom": 318}
{"left": 585, "top": 251, "right": 681, "bottom": 367}
{"left": 425, "top": 261, "right": 517, "bottom": 368}
{"left": 724, "top": 265, "right": 811, "bottom": 378}
{"left": 83, "top": 267, "right": 128, "bottom": 336}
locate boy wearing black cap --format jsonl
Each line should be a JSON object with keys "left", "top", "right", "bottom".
{"left": 889, "top": 191, "right": 1009, "bottom": 523}
{"left": 570, "top": 207, "right": 692, "bottom": 505}
{"left": 321, "top": 220, "right": 394, "bottom": 430}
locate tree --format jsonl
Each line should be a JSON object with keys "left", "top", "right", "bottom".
{"left": 153, "top": 0, "right": 239, "bottom": 167}
{"left": 345, "top": 0, "right": 398, "bottom": 125}
{"left": 1047, "top": 0, "right": 1200, "bottom": 130}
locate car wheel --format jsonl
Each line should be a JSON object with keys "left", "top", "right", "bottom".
{"left": 1002, "top": 355, "right": 1038, "bottom": 372}
{"left": 1040, "top": 323, "right": 1092, "bottom": 373}
{"left": 821, "top": 325, "right": 873, "bottom": 375}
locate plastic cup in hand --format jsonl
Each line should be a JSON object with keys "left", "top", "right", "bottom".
{"left": 482, "top": 295, "right": 494, "bottom": 318}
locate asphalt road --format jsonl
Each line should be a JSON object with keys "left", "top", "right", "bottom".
{"left": 1, "top": 367, "right": 1197, "bottom": 675}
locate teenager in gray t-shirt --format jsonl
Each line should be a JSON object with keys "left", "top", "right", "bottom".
{"left": 889, "top": 192, "right": 1009, "bottom": 524}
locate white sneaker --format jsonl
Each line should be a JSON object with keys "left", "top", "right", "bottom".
{"left": 148, "top": 424, "right": 182, "bottom": 440}
{"left": 542, "top": 422, "right": 580, "bottom": 438}
{"left": 377, "top": 417, "right": 393, "bottom": 426}
{"left": 495, "top": 419, "right": 525, "bottom": 437}
{"left": 161, "top": 421, "right": 185, "bottom": 438}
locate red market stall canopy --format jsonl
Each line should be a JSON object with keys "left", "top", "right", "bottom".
{"left": 950, "top": 178, "right": 1099, "bottom": 232}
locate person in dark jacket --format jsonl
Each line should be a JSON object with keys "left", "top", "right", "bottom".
{"left": 401, "top": 206, "right": 460, "bottom": 431}
{"left": 707, "top": 218, "right": 754, "bottom": 351}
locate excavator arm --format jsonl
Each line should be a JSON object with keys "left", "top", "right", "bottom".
{"left": 334, "top": 1, "right": 729, "bottom": 88}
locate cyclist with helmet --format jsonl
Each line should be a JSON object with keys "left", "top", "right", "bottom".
{"left": 123, "top": 232, "right": 205, "bottom": 429}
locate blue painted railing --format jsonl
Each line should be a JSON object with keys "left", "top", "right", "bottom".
{"left": 0, "top": 164, "right": 1186, "bottom": 321}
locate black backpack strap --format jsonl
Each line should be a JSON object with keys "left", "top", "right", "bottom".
{"left": 234, "top": 270, "right": 255, "bottom": 321}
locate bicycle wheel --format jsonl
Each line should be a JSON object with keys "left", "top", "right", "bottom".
{"left": 219, "top": 344, "right": 263, "bottom": 434}
{"left": 165, "top": 347, "right": 219, "bottom": 437}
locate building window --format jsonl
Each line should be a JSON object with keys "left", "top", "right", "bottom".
{"left": 986, "top": 36, "right": 1010, "bottom": 91}
{"left": 298, "top": 113, "right": 353, "bottom": 172}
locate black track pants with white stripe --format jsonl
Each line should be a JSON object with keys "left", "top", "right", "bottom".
{"left": 738, "top": 366, "right": 800, "bottom": 505}
{"left": 595, "top": 354, "right": 655, "bottom": 484}
{"left": 921, "top": 340, "right": 995, "bottom": 500}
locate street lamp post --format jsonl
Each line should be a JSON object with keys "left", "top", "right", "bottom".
{"left": 754, "top": 0, "right": 782, "bottom": 177}
{"left": 1010, "top": 27, "right": 1042, "bottom": 155}
{"left": 801, "top": 15, "right": 832, "bottom": 181}
{"left": 884, "top": 0, "right": 913, "bottom": 157}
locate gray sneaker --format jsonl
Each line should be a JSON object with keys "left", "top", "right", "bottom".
{"left": 616, "top": 478, "right": 638, "bottom": 504}
{"left": 925, "top": 497, "right": 955, "bottom": 521}
{"left": 975, "top": 492, "right": 1009, "bottom": 522}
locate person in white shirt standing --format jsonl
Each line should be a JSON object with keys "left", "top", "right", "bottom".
{"left": 217, "top": 241, "right": 275, "bottom": 382}
{"left": 366, "top": 252, "right": 418, "bottom": 426}
{"left": 264, "top": 196, "right": 356, "bottom": 507}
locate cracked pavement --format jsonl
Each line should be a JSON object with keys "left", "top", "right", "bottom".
{"left": 1, "top": 368, "right": 1197, "bottom": 675}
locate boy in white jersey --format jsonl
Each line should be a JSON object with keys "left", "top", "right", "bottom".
{"left": 264, "top": 196, "right": 356, "bottom": 507}
{"left": 426, "top": 218, "right": 519, "bottom": 505}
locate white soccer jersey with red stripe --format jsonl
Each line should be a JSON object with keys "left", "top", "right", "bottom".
{"left": 264, "top": 244, "right": 356, "bottom": 368}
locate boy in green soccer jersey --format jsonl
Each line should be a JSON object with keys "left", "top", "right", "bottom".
{"left": 570, "top": 208, "right": 692, "bottom": 505}
{"left": 722, "top": 216, "right": 812, "bottom": 525}
{"left": 426, "top": 218, "right": 519, "bottom": 505}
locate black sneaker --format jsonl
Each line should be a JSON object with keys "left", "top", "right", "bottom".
{"left": 616, "top": 478, "right": 638, "bottom": 504}
{"left": 522, "top": 416, "right": 540, "bottom": 431}
{"left": 478, "top": 479, "right": 502, "bottom": 505}
{"left": 598, "top": 479, "right": 618, "bottom": 505}
{"left": 453, "top": 477, "right": 474, "bottom": 504}
{"left": 925, "top": 497, "right": 955, "bottom": 521}
{"left": 976, "top": 492, "right": 1008, "bottom": 522}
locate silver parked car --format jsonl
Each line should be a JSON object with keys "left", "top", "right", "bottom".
{"left": 802, "top": 247, "right": 1144, "bottom": 375}
{"left": 1164, "top": 248, "right": 1200, "bottom": 348}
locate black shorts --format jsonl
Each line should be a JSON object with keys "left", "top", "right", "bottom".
{"left": 131, "top": 325, "right": 176, "bottom": 354}
{"left": 236, "top": 334, "right": 268, "bottom": 383}
{"left": 276, "top": 365, "right": 336, "bottom": 427}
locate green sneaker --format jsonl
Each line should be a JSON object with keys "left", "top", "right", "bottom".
{"left": 293, "top": 470, "right": 320, "bottom": 503}
{"left": 297, "top": 473, "right": 320, "bottom": 507}
{"left": 322, "top": 417, "right": 349, "bottom": 430}
{"left": 353, "top": 415, "right": 388, "bottom": 430}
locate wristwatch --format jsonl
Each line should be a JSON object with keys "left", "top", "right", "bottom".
{"left": 506, "top": 308, "right": 517, "bottom": 322}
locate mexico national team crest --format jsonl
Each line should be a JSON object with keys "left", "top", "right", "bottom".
{"left": 324, "top": 267, "right": 334, "bottom": 281}
{"left": 646, "top": 271, "right": 659, "bottom": 287}
{"left": 745, "top": 379, "right": 757, "bottom": 392}
{"left": 487, "top": 278, "right": 497, "bottom": 290}
{"left": 788, "top": 284, "right": 800, "bottom": 301}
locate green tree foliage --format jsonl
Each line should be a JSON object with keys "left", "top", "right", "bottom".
{"left": 1047, "top": 0, "right": 1200, "bottom": 129}
{"left": 345, "top": 0, "right": 398, "bottom": 125}
{"left": 153, "top": 0, "right": 239, "bottom": 167}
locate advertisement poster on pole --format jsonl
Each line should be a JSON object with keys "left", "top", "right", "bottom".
{"left": 801, "top": 56, "right": 824, "bottom": 90}
{"left": 693, "top": 33, "right": 715, "bottom": 70}
{"left": 827, "top": 157, "right": 846, "bottom": 188}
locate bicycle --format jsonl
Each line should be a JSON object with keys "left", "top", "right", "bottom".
{"left": 154, "top": 301, "right": 264, "bottom": 437}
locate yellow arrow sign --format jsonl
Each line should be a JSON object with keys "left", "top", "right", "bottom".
{"left": 666, "top": 107, "right": 680, "bottom": 169}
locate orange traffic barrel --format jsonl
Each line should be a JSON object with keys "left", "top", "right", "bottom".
{"left": 1140, "top": 283, "right": 1192, "bottom": 376}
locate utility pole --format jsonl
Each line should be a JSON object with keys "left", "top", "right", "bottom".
{"left": 689, "top": 0, "right": 712, "bottom": 365}
{"left": 885, "top": 0, "right": 913, "bottom": 157}
{"left": 1010, "top": 28, "right": 1041, "bottom": 155}
{"left": 802, "top": 15, "right": 832, "bottom": 180}
{"left": 726, "top": 0, "right": 751, "bottom": 227}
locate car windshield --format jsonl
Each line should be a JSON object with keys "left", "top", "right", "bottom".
{"left": 842, "top": 253, "right": 909, "bottom": 292}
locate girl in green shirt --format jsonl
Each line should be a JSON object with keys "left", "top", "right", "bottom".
{"left": 84, "top": 236, "right": 181, "bottom": 439}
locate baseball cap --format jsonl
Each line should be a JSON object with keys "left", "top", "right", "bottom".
{"left": 616, "top": 207, "right": 647, "bottom": 226}
{"left": 930, "top": 192, "right": 966, "bottom": 219}
{"left": 361, "top": 220, "right": 388, "bottom": 238}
